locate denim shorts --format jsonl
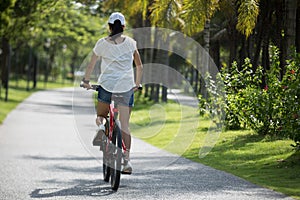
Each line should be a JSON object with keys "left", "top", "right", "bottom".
{"left": 97, "top": 86, "right": 134, "bottom": 107}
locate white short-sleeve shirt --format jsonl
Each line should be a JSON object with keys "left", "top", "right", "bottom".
{"left": 93, "top": 36, "right": 137, "bottom": 93}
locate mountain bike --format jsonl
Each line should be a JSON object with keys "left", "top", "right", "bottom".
{"left": 81, "top": 84, "right": 141, "bottom": 191}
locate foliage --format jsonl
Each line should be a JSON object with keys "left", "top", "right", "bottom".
{"left": 150, "top": 0, "right": 220, "bottom": 35}
{"left": 222, "top": 58, "right": 266, "bottom": 131}
{"left": 198, "top": 72, "right": 226, "bottom": 130}
{"left": 1, "top": 0, "right": 105, "bottom": 54}
{"left": 150, "top": 0, "right": 260, "bottom": 37}
{"left": 0, "top": 0, "right": 105, "bottom": 93}
{"left": 150, "top": 0, "right": 183, "bottom": 28}
{"left": 236, "top": 0, "right": 259, "bottom": 38}
{"left": 101, "top": 0, "right": 149, "bottom": 27}
{"left": 202, "top": 47, "right": 300, "bottom": 149}
{"left": 279, "top": 50, "right": 300, "bottom": 149}
{"left": 180, "top": 0, "right": 219, "bottom": 35}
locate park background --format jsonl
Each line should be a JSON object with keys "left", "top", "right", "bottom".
{"left": 0, "top": 0, "right": 299, "bottom": 199}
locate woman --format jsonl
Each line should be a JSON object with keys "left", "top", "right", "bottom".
{"left": 82, "top": 12, "right": 143, "bottom": 174}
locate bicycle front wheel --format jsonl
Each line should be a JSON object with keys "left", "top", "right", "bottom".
{"left": 110, "top": 125, "right": 122, "bottom": 191}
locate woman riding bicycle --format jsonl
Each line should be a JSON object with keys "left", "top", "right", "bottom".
{"left": 82, "top": 12, "right": 143, "bottom": 174}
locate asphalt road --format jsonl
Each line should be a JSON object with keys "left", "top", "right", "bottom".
{"left": 0, "top": 88, "right": 294, "bottom": 200}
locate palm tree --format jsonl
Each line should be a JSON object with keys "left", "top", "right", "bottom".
{"left": 280, "top": 0, "right": 298, "bottom": 78}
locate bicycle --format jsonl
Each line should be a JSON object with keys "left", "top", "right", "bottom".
{"left": 81, "top": 84, "right": 141, "bottom": 191}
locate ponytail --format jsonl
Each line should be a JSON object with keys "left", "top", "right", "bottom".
{"left": 109, "top": 20, "right": 124, "bottom": 40}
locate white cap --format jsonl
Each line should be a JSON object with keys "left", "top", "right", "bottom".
{"left": 108, "top": 12, "right": 125, "bottom": 25}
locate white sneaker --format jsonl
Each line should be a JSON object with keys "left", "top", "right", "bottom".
{"left": 122, "top": 160, "right": 132, "bottom": 175}
{"left": 93, "top": 124, "right": 105, "bottom": 146}
{"left": 97, "top": 124, "right": 106, "bottom": 132}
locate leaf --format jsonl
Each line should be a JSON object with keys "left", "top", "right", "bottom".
{"left": 236, "top": 0, "right": 259, "bottom": 38}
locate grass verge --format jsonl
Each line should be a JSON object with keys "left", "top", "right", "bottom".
{"left": 0, "top": 79, "right": 73, "bottom": 124}
{"left": 130, "top": 100, "right": 300, "bottom": 200}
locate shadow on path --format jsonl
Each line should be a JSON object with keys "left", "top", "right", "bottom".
{"left": 25, "top": 154, "right": 291, "bottom": 200}
{"left": 30, "top": 179, "right": 114, "bottom": 198}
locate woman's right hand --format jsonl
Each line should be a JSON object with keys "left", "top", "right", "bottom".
{"left": 81, "top": 78, "right": 92, "bottom": 89}
{"left": 82, "top": 82, "right": 92, "bottom": 89}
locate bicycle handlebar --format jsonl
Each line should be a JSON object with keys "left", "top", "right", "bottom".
{"left": 80, "top": 83, "right": 99, "bottom": 90}
{"left": 80, "top": 83, "right": 142, "bottom": 91}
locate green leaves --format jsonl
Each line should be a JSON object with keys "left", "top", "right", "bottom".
{"left": 101, "top": 0, "right": 260, "bottom": 39}
{"left": 0, "top": 0, "right": 107, "bottom": 89}
{"left": 236, "top": 0, "right": 259, "bottom": 38}
{"left": 150, "top": 0, "right": 219, "bottom": 35}
{"left": 202, "top": 47, "right": 300, "bottom": 149}
{"left": 181, "top": 0, "right": 219, "bottom": 35}
{"left": 150, "top": 0, "right": 183, "bottom": 28}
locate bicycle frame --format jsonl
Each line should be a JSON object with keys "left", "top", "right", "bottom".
{"left": 106, "top": 100, "right": 127, "bottom": 156}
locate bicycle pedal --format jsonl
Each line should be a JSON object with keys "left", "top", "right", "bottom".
{"left": 121, "top": 171, "right": 132, "bottom": 175}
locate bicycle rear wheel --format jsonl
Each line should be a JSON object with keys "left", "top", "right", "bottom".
{"left": 103, "top": 149, "right": 110, "bottom": 182}
{"left": 102, "top": 121, "right": 110, "bottom": 182}
{"left": 110, "top": 125, "right": 122, "bottom": 191}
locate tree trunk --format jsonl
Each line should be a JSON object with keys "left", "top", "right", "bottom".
{"left": 228, "top": 21, "right": 238, "bottom": 67}
{"left": 210, "top": 40, "right": 220, "bottom": 70}
{"left": 32, "top": 53, "right": 38, "bottom": 89}
{"left": 44, "top": 55, "right": 49, "bottom": 88}
{"left": 1, "top": 37, "right": 11, "bottom": 102}
{"left": 27, "top": 46, "right": 33, "bottom": 91}
{"left": 252, "top": 24, "right": 263, "bottom": 71}
{"left": 280, "top": 0, "right": 297, "bottom": 78}
{"left": 252, "top": 0, "right": 270, "bottom": 71}
{"left": 296, "top": 1, "right": 300, "bottom": 53}
{"left": 239, "top": 36, "right": 247, "bottom": 69}
{"left": 261, "top": 38, "right": 270, "bottom": 88}
{"left": 70, "top": 50, "right": 78, "bottom": 82}
{"left": 160, "top": 34, "right": 170, "bottom": 102}
{"left": 149, "top": 28, "right": 160, "bottom": 103}
{"left": 261, "top": 0, "right": 273, "bottom": 87}
{"left": 285, "top": 0, "right": 297, "bottom": 53}
{"left": 200, "top": 20, "right": 210, "bottom": 98}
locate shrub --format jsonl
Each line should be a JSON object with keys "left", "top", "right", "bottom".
{"left": 199, "top": 72, "right": 226, "bottom": 130}
{"left": 200, "top": 47, "right": 300, "bottom": 149}
{"left": 279, "top": 50, "right": 300, "bottom": 148}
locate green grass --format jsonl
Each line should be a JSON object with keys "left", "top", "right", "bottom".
{"left": 0, "top": 79, "right": 73, "bottom": 124}
{"left": 131, "top": 98, "right": 201, "bottom": 155}
{"left": 130, "top": 100, "right": 300, "bottom": 200}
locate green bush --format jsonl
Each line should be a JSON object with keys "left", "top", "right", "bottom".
{"left": 199, "top": 72, "right": 226, "bottom": 130}
{"left": 279, "top": 50, "right": 300, "bottom": 147}
{"left": 200, "top": 47, "right": 300, "bottom": 149}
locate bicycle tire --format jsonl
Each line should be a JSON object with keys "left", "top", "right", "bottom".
{"left": 102, "top": 121, "right": 110, "bottom": 182}
{"left": 110, "top": 124, "right": 122, "bottom": 191}
{"left": 103, "top": 150, "right": 110, "bottom": 182}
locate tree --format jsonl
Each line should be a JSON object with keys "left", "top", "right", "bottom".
{"left": 0, "top": 0, "right": 51, "bottom": 100}
{"left": 280, "top": 0, "right": 298, "bottom": 78}
{"left": 0, "top": 0, "right": 105, "bottom": 100}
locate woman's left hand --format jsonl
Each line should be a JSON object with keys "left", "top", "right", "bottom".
{"left": 133, "top": 84, "right": 142, "bottom": 92}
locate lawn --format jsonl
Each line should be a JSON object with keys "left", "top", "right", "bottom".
{"left": 130, "top": 100, "right": 300, "bottom": 200}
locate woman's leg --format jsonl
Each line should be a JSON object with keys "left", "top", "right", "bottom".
{"left": 118, "top": 105, "right": 132, "bottom": 158}
{"left": 93, "top": 101, "right": 109, "bottom": 146}
{"left": 96, "top": 101, "right": 109, "bottom": 126}
{"left": 96, "top": 86, "right": 111, "bottom": 126}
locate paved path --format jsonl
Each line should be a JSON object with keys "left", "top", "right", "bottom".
{"left": 0, "top": 88, "right": 294, "bottom": 200}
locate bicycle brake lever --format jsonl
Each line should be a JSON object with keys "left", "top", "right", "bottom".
{"left": 136, "top": 84, "right": 143, "bottom": 91}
